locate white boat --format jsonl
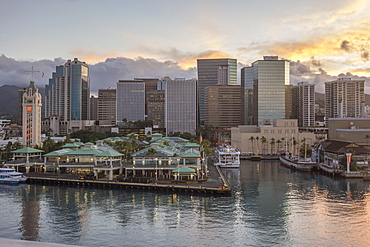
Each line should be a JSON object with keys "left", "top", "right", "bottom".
{"left": 279, "top": 155, "right": 316, "bottom": 172}
{"left": 0, "top": 168, "right": 27, "bottom": 183}
{"left": 214, "top": 145, "right": 240, "bottom": 168}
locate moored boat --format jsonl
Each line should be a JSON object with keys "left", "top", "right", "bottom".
{"left": 250, "top": 155, "right": 261, "bottom": 161}
{"left": 279, "top": 155, "right": 316, "bottom": 172}
{"left": 0, "top": 168, "right": 27, "bottom": 183}
{"left": 214, "top": 145, "right": 240, "bottom": 168}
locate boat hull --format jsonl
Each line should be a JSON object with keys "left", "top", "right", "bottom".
{"left": 0, "top": 178, "right": 21, "bottom": 184}
{"left": 250, "top": 156, "right": 261, "bottom": 161}
{"left": 215, "top": 163, "right": 240, "bottom": 168}
{"left": 279, "top": 156, "right": 315, "bottom": 172}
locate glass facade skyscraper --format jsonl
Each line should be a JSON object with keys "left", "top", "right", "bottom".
{"left": 242, "top": 56, "right": 290, "bottom": 125}
{"left": 116, "top": 80, "right": 145, "bottom": 123}
{"left": 197, "top": 58, "right": 237, "bottom": 125}
{"left": 45, "top": 58, "right": 90, "bottom": 121}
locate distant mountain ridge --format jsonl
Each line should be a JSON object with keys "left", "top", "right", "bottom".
{"left": 0, "top": 85, "right": 45, "bottom": 120}
{"left": 0, "top": 85, "right": 22, "bottom": 116}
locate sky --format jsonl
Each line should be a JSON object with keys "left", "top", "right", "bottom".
{"left": 1, "top": 0, "right": 370, "bottom": 94}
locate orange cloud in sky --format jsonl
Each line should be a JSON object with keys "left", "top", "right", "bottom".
{"left": 178, "top": 50, "right": 231, "bottom": 69}
{"left": 70, "top": 49, "right": 120, "bottom": 64}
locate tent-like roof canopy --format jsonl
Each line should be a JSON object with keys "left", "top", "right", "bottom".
{"left": 172, "top": 166, "right": 195, "bottom": 173}
{"left": 61, "top": 143, "right": 81, "bottom": 148}
{"left": 11, "top": 147, "right": 44, "bottom": 153}
{"left": 96, "top": 150, "right": 124, "bottom": 157}
{"left": 43, "top": 148, "right": 73, "bottom": 157}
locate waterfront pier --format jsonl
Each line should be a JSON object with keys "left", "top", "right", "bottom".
{"left": 26, "top": 164, "right": 231, "bottom": 196}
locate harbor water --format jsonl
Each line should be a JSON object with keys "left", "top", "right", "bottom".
{"left": 1, "top": 160, "right": 370, "bottom": 247}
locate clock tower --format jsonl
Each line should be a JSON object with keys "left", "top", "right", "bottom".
{"left": 22, "top": 81, "right": 42, "bottom": 147}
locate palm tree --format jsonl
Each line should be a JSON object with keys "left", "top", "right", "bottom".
{"left": 114, "top": 140, "right": 132, "bottom": 161}
{"left": 147, "top": 147, "right": 158, "bottom": 180}
{"left": 270, "top": 138, "right": 275, "bottom": 154}
{"left": 147, "top": 147, "right": 157, "bottom": 157}
{"left": 276, "top": 139, "right": 281, "bottom": 153}
{"left": 281, "top": 138, "right": 286, "bottom": 152}
{"left": 163, "top": 140, "right": 170, "bottom": 146}
{"left": 249, "top": 136, "right": 255, "bottom": 154}
{"left": 292, "top": 137, "right": 297, "bottom": 155}
{"left": 201, "top": 139, "right": 212, "bottom": 148}
{"left": 255, "top": 136, "right": 260, "bottom": 154}
{"left": 364, "top": 135, "right": 370, "bottom": 148}
{"left": 261, "top": 136, "right": 267, "bottom": 155}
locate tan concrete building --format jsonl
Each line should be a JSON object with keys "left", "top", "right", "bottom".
{"left": 328, "top": 118, "right": 370, "bottom": 148}
{"left": 231, "top": 119, "right": 315, "bottom": 155}
{"left": 205, "top": 85, "right": 242, "bottom": 128}
{"left": 292, "top": 82, "right": 315, "bottom": 127}
{"left": 98, "top": 88, "right": 116, "bottom": 125}
{"left": 325, "top": 78, "right": 365, "bottom": 125}
{"left": 146, "top": 90, "right": 165, "bottom": 128}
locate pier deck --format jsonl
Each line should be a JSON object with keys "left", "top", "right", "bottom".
{"left": 25, "top": 164, "right": 231, "bottom": 195}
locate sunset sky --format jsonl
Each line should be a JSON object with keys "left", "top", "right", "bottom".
{"left": 1, "top": 0, "right": 370, "bottom": 93}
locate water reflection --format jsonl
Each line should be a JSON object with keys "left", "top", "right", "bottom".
{"left": 1, "top": 160, "right": 370, "bottom": 246}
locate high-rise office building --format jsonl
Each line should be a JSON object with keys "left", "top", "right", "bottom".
{"left": 241, "top": 66, "right": 254, "bottom": 125}
{"left": 90, "top": 95, "right": 98, "bottom": 121}
{"left": 325, "top": 78, "right": 365, "bottom": 123}
{"left": 205, "top": 85, "right": 242, "bottom": 128}
{"left": 242, "top": 56, "right": 290, "bottom": 125}
{"left": 197, "top": 58, "right": 237, "bottom": 125}
{"left": 45, "top": 58, "right": 90, "bottom": 121}
{"left": 292, "top": 82, "right": 315, "bottom": 127}
{"left": 146, "top": 90, "right": 165, "bottom": 128}
{"left": 116, "top": 80, "right": 145, "bottom": 123}
{"left": 22, "top": 81, "right": 42, "bottom": 147}
{"left": 285, "top": 85, "right": 293, "bottom": 120}
{"left": 134, "top": 77, "right": 160, "bottom": 116}
{"left": 18, "top": 88, "right": 27, "bottom": 125}
{"left": 98, "top": 88, "right": 116, "bottom": 125}
{"left": 158, "top": 78, "right": 197, "bottom": 135}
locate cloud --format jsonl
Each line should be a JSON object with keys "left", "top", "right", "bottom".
{"left": 0, "top": 55, "right": 196, "bottom": 95}
{"left": 70, "top": 49, "right": 120, "bottom": 64}
{"left": 340, "top": 40, "right": 351, "bottom": 52}
{"left": 89, "top": 57, "right": 196, "bottom": 94}
{"left": 361, "top": 51, "right": 369, "bottom": 61}
{"left": 0, "top": 55, "right": 64, "bottom": 88}
{"left": 141, "top": 48, "right": 231, "bottom": 69}
{"left": 2, "top": 54, "right": 370, "bottom": 97}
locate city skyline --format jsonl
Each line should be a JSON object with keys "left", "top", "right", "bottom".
{"left": 1, "top": 0, "right": 370, "bottom": 93}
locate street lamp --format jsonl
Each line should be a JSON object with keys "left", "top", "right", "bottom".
{"left": 155, "top": 158, "right": 158, "bottom": 182}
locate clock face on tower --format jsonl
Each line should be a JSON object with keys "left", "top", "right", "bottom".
{"left": 26, "top": 106, "right": 33, "bottom": 112}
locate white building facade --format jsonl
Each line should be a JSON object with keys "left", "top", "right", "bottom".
{"left": 22, "top": 81, "right": 42, "bottom": 147}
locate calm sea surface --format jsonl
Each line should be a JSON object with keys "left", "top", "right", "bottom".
{"left": 1, "top": 160, "right": 370, "bottom": 247}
